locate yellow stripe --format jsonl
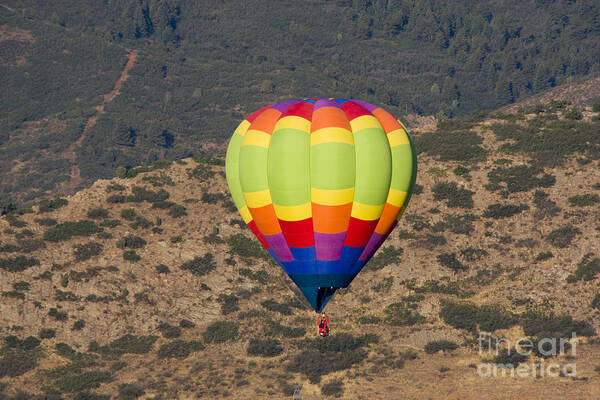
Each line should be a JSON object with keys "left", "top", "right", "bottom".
{"left": 239, "top": 205, "right": 253, "bottom": 224}
{"left": 273, "top": 203, "right": 312, "bottom": 221}
{"left": 311, "top": 127, "right": 354, "bottom": 146}
{"left": 387, "top": 129, "right": 409, "bottom": 146}
{"left": 350, "top": 202, "right": 385, "bottom": 220}
{"left": 274, "top": 116, "right": 310, "bottom": 133}
{"left": 349, "top": 115, "right": 382, "bottom": 132}
{"left": 243, "top": 189, "right": 272, "bottom": 208}
{"left": 242, "top": 130, "right": 271, "bottom": 148}
{"left": 386, "top": 189, "right": 408, "bottom": 208}
{"left": 311, "top": 188, "right": 354, "bottom": 205}
{"left": 234, "top": 120, "right": 251, "bottom": 136}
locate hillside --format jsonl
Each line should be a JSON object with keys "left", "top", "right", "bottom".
{"left": 2, "top": 0, "right": 600, "bottom": 202}
{"left": 1, "top": 102, "right": 599, "bottom": 399}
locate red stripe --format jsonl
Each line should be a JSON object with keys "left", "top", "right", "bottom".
{"left": 344, "top": 217, "right": 378, "bottom": 247}
{"left": 281, "top": 101, "right": 314, "bottom": 121}
{"left": 246, "top": 105, "right": 272, "bottom": 123}
{"left": 248, "top": 220, "right": 269, "bottom": 249}
{"left": 340, "top": 101, "right": 371, "bottom": 120}
{"left": 278, "top": 218, "right": 315, "bottom": 247}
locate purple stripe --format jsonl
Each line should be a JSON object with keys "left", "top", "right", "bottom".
{"left": 359, "top": 232, "right": 386, "bottom": 261}
{"left": 314, "top": 98, "right": 343, "bottom": 110}
{"left": 264, "top": 233, "right": 294, "bottom": 262}
{"left": 271, "top": 100, "right": 299, "bottom": 113}
{"left": 350, "top": 99, "right": 379, "bottom": 112}
{"left": 314, "top": 231, "right": 346, "bottom": 261}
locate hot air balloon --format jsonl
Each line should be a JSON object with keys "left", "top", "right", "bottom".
{"left": 225, "top": 98, "right": 417, "bottom": 313}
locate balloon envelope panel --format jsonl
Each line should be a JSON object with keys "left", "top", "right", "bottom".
{"left": 226, "top": 99, "right": 417, "bottom": 311}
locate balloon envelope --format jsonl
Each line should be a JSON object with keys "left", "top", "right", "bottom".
{"left": 226, "top": 99, "right": 417, "bottom": 311}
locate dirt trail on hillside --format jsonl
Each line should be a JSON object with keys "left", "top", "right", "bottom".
{"left": 61, "top": 49, "right": 138, "bottom": 193}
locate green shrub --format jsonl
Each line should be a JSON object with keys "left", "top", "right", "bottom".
{"left": 118, "top": 383, "right": 145, "bottom": 400}
{"left": 566, "top": 255, "right": 600, "bottom": 282}
{"left": 203, "top": 321, "right": 239, "bottom": 343}
{"left": 56, "top": 371, "right": 112, "bottom": 392}
{"left": 546, "top": 225, "right": 581, "bottom": 248}
{"left": 106, "top": 194, "right": 125, "bottom": 203}
{"left": 487, "top": 165, "right": 555, "bottom": 193}
{"left": 239, "top": 267, "right": 269, "bottom": 283}
{"left": 35, "top": 217, "right": 57, "bottom": 226}
{"left": 414, "top": 128, "right": 487, "bottom": 162}
{"left": 287, "top": 333, "right": 375, "bottom": 383}
{"left": 563, "top": 107, "right": 582, "bottom": 120}
{"left": 219, "top": 294, "right": 240, "bottom": 315}
{"left": 247, "top": 338, "right": 283, "bottom": 357}
{"left": 86, "top": 208, "right": 109, "bottom": 219}
{"left": 17, "top": 238, "right": 46, "bottom": 253}
{"left": 568, "top": 194, "right": 600, "bottom": 207}
{"left": 6, "top": 215, "right": 27, "bottom": 227}
{"left": 261, "top": 299, "right": 293, "bottom": 315}
{"left": 155, "top": 264, "right": 170, "bottom": 273}
{"left": 591, "top": 294, "right": 600, "bottom": 309}
{"left": 321, "top": 379, "right": 344, "bottom": 397}
{"left": 521, "top": 311, "right": 594, "bottom": 337}
{"left": 167, "top": 204, "right": 187, "bottom": 218}
{"left": 492, "top": 348, "right": 527, "bottom": 367}
{"left": 264, "top": 320, "right": 306, "bottom": 338}
{"left": 157, "top": 340, "right": 204, "bottom": 359}
{"left": 100, "top": 219, "right": 121, "bottom": 228}
{"left": 179, "top": 319, "right": 195, "bottom": 329}
{"left": 180, "top": 254, "right": 216, "bottom": 276}
{"left": 432, "top": 214, "right": 476, "bottom": 235}
{"left": 432, "top": 182, "right": 474, "bottom": 208}
{"left": 0, "top": 351, "right": 38, "bottom": 378}
{"left": 151, "top": 200, "right": 175, "bottom": 209}
{"left": 365, "top": 246, "right": 402, "bottom": 271}
{"left": 39, "top": 328, "right": 56, "bottom": 339}
{"left": 74, "top": 242, "right": 103, "bottom": 261}
{"left": 49, "top": 308, "right": 68, "bottom": 321}
{"left": 384, "top": 301, "right": 425, "bottom": 326}
{"left": 127, "top": 186, "right": 169, "bottom": 203}
{"left": 5, "top": 336, "right": 41, "bottom": 350}
{"left": 158, "top": 323, "right": 182, "bottom": 338}
{"left": 120, "top": 208, "right": 137, "bottom": 220}
{"left": 424, "top": 340, "right": 458, "bottom": 354}
{"left": 116, "top": 235, "right": 146, "bottom": 249}
{"left": 0, "top": 255, "right": 40, "bottom": 272}
{"left": 106, "top": 183, "right": 125, "bottom": 192}
{"left": 89, "top": 335, "right": 157, "bottom": 356}
{"left": 38, "top": 197, "right": 68, "bottom": 213}
{"left": 440, "top": 300, "right": 517, "bottom": 333}
{"left": 122, "top": 250, "right": 141, "bottom": 261}
{"left": 227, "top": 233, "right": 268, "bottom": 259}
{"left": 0, "top": 243, "right": 20, "bottom": 252}
{"left": 534, "top": 251, "right": 553, "bottom": 262}
{"left": 72, "top": 319, "right": 86, "bottom": 331}
{"left": 483, "top": 203, "right": 529, "bottom": 219}
{"left": 437, "top": 253, "right": 467, "bottom": 272}
{"left": 44, "top": 220, "right": 102, "bottom": 242}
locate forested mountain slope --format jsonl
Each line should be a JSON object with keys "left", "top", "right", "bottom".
{"left": 1, "top": 0, "right": 600, "bottom": 200}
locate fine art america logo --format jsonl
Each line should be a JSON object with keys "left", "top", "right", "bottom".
{"left": 477, "top": 333, "right": 578, "bottom": 378}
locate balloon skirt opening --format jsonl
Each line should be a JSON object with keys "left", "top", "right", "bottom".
{"left": 290, "top": 273, "right": 355, "bottom": 312}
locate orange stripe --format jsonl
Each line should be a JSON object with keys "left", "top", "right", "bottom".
{"left": 248, "top": 204, "right": 281, "bottom": 235}
{"left": 311, "top": 106, "right": 351, "bottom": 132}
{"left": 374, "top": 203, "right": 401, "bottom": 235}
{"left": 371, "top": 108, "right": 403, "bottom": 133}
{"left": 312, "top": 203, "right": 353, "bottom": 234}
{"left": 249, "top": 108, "right": 282, "bottom": 135}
